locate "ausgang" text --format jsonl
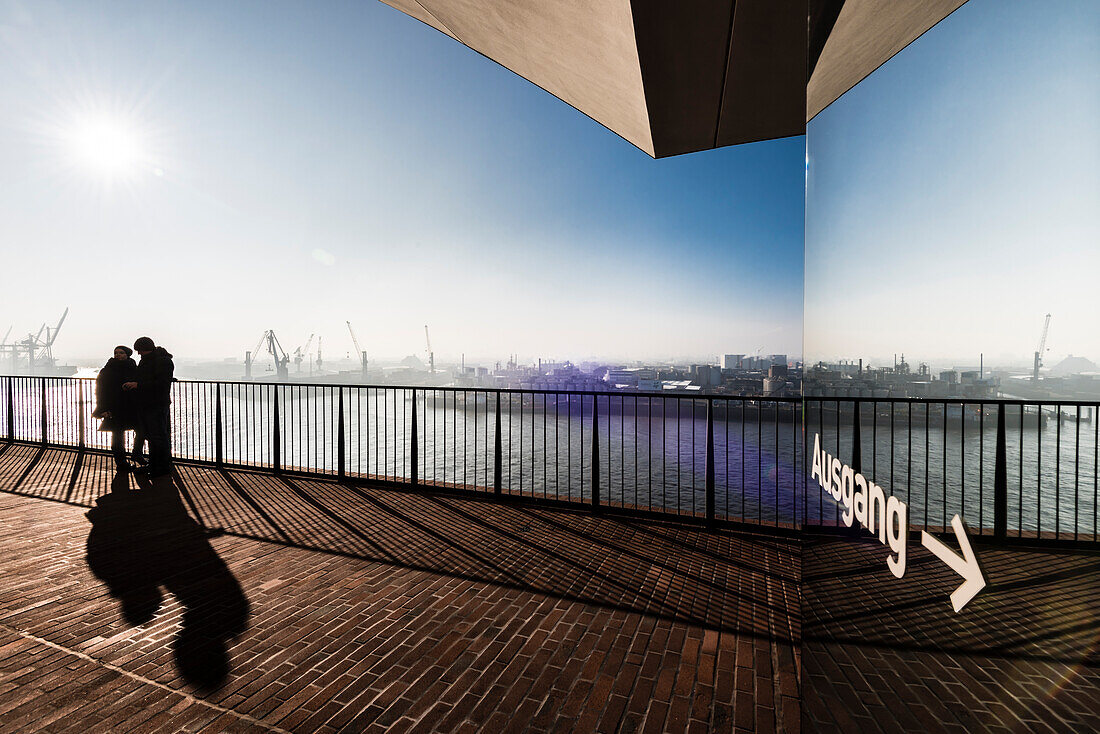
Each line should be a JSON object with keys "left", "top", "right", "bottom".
{"left": 810, "top": 433, "right": 908, "bottom": 577}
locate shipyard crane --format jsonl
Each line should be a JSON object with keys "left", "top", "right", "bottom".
{"left": 246, "top": 330, "right": 291, "bottom": 379}
{"left": 245, "top": 332, "right": 266, "bottom": 379}
{"left": 48, "top": 308, "right": 68, "bottom": 349}
{"left": 1032, "top": 313, "right": 1052, "bottom": 382}
{"left": 316, "top": 336, "right": 323, "bottom": 373}
{"left": 25, "top": 322, "right": 47, "bottom": 357}
{"left": 347, "top": 321, "right": 367, "bottom": 377}
{"left": 347, "top": 321, "right": 363, "bottom": 357}
{"left": 293, "top": 333, "right": 315, "bottom": 373}
{"left": 24, "top": 308, "right": 68, "bottom": 365}
{"left": 1, "top": 309, "right": 68, "bottom": 374}
{"left": 424, "top": 325, "right": 435, "bottom": 374}
{"left": 266, "top": 331, "right": 291, "bottom": 379}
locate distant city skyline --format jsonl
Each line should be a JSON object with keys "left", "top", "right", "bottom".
{"left": 1, "top": 0, "right": 803, "bottom": 364}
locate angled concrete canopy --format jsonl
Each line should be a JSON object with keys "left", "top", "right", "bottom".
{"left": 380, "top": 0, "right": 805, "bottom": 158}
{"left": 808, "top": 0, "right": 970, "bottom": 121}
{"left": 380, "top": 1, "right": 969, "bottom": 157}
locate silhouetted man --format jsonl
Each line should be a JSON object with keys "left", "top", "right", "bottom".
{"left": 124, "top": 336, "right": 175, "bottom": 478}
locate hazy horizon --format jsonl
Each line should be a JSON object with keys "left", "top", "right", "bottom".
{"left": 52, "top": 344, "right": 805, "bottom": 371}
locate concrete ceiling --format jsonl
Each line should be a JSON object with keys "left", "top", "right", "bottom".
{"left": 380, "top": 0, "right": 805, "bottom": 158}
{"left": 380, "top": 1, "right": 969, "bottom": 158}
{"left": 808, "top": 0, "right": 970, "bottom": 121}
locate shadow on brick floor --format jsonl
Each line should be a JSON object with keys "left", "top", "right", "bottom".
{"left": 802, "top": 532, "right": 1100, "bottom": 732}
{"left": 0, "top": 443, "right": 801, "bottom": 644}
{"left": 0, "top": 443, "right": 803, "bottom": 732}
{"left": 174, "top": 461, "right": 801, "bottom": 641}
{"left": 85, "top": 472, "right": 250, "bottom": 690}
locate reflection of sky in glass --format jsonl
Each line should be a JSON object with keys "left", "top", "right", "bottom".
{"left": 805, "top": 0, "right": 1099, "bottom": 368}
{"left": 0, "top": 0, "right": 803, "bottom": 363}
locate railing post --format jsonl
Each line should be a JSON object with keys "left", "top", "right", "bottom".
{"left": 77, "top": 381, "right": 86, "bottom": 450}
{"left": 337, "top": 388, "right": 346, "bottom": 480}
{"left": 215, "top": 384, "right": 224, "bottom": 467}
{"left": 271, "top": 385, "right": 281, "bottom": 474}
{"left": 705, "top": 398, "right": 715, "bottom": 526}
{"left": 410, "top": 388, "right": 418, "bottom": 487}
{"left": 5, "top": 377, "right": 13, "bottom": 443}
{"left": 848, "top": 400, "right": 863, "bottom": 535}
{"left": 591, "top": 394, "right": 600, "bottom": 509}
{"left": 493, "top": 392, "right": 502, "bottom": 495}
{"left": 994, "top": 403, "right": 1008, "bottom": 540}
{"left": 40, "top": 378, "right": 47, "bottom": 446}
{"left": 851, "top": 400, "right": 862, "bottom": 474}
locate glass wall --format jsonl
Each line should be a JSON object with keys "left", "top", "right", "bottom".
{"left": 802, "top": 2, "right": 1100, "bottom": 729}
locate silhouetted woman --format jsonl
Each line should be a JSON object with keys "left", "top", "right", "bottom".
{"left": 92, "top": 345, "right": 141, "bottom": 471}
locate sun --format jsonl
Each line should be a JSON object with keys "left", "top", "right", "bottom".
{"left": 63, "top": 114, "right": 149, "bottom": 181}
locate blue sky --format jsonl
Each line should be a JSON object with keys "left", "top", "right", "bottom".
{"left": 806, "top": 0, "right": 1099, "bottom": 367}
{"left": 0, "top": 0, "right": 805, "bottom": 365}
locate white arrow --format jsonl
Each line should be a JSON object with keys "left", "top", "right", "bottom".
{"left": 920, "top": 514, "right": 986, "bottom": 613}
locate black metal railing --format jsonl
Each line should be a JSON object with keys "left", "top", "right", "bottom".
{"left": 1, "top": 377, "right": 1097, "bottom": 542}
{"left": 0, "top": 376, "right": 802, "bottom": 528}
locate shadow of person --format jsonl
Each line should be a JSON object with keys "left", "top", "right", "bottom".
{"left": 85, "top": 471, "right": 250, "bottom": 691}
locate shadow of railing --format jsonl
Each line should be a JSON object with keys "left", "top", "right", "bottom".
{"left": 801, "top": 531, "right": 1100, "bottom": 665}
{"left": 173, "top": 465, "right": 800, "bottom": 640}
{"left": 0, "top": 446, "right": 800, "bottom": 642}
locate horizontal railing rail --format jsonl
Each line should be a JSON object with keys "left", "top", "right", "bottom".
{"left": 1, "top": 376, "right": 1097, "bottom": 543}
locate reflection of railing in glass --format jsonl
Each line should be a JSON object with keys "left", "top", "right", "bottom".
{"left": 804, "top": 398, "right": 1099, "bottom": 542}
{"left": 2, "top": 377, "right": 1096, "bottom": 543}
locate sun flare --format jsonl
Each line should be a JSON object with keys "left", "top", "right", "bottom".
{"left": 64, "top": 114, "right": 149, "bottom": 180}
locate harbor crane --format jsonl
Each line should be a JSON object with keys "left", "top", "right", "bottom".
{"left": 267, "top": 331, "right": 291, "bottom": 379}
{"left": 245, "top": 330, "right": 290, "bottom": 380}
{"left": 1032, "top": 313, "right": 1052, "bottom": 382}
{"left": 424, "top": 325, "right": 435, "bottom": 374}
{"left": 347, "top": 321, "right": 368, "bottom": 378}
{"left": 25, "top": 308, "right": 68, "bottom": 369}
{"left": 246, "top": 333, "right": 264, "bottom": 379}
{"left": 293, "top": 334, "right": 315, "bottom": 373}
{"left": 34, "top": 308, "right": 68, "bottom": 360}
{"left": 0, "top": 308, "right": 68, "bottom": 374}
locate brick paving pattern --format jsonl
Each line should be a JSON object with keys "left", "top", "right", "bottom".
{"left": 802, "top": 532, "right": 1100, "bottom": 733}
{"left": 0, "top": 445, "right": 800, "bottom": 733}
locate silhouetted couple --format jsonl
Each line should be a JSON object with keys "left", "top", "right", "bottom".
{"left": 92, "top": 336, "right": 175, "bottom": 478}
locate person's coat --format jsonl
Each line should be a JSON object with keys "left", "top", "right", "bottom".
{"left": 135, "top": 347, "right": 175, "bottom": 408}
{"left": 93, "top": 357, "right": 139, "bottom": 431}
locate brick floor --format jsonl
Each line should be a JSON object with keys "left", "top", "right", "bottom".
{"left": 802, "top": 531, "right": 1100, "bottom": 733}
{"left": 0, "top": 444, "right": 800, "bottom": 733}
